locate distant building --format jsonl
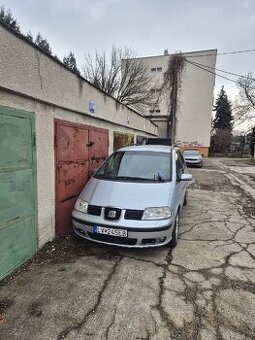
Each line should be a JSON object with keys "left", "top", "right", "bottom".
{"left": 132, "top": 49, "right": 217, "bottom": 156}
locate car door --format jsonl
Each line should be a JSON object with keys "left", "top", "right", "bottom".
{"left": 175, "top": 150, "right": 186, "bottom": 208}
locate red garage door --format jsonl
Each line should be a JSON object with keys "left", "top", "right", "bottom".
{"left": 55, "top": 119, "right": 108, "bottom": 235}
{"left": 89, "top": 129, "right": 109, "bottom": 173}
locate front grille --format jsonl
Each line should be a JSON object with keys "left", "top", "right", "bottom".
{"left": 142, "top": 237, "right": 166, "bottom": 245}
{"left": 87, "top": 232, "right": 137, "bottom": 245}
{"left": 104, "top": 207, "right": 121, "bottom": 221}
{"left": 125, "top": 209, "right": 144, "bottom": 220}
{"left": 87, "top": 205, "right": 102, "bottom": 216}
{"left": 142, "top": 238, "right": 157, "bottom": 245}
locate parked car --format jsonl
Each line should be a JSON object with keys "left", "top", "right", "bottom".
{"left": 72, "top": 145, "right": 192, "bottom": 248}
{"left": 183, "top": 149, "right": 203, "bottom": 167}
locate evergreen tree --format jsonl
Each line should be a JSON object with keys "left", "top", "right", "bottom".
{"left": 26, "top": 31, "right": 33, "bottom": 42}
{"left": 213, "top": 86, "right": 233, "bottom": 130}
{"left": 0, "top": 6, "right": 20, "bottom": 32}
{"left": 35, "top": 33, "right": 52, "bottom": 55}
{"left": 63, "top": 52, "right": 80, "bottom": 74}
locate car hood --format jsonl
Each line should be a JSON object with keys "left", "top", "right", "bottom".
{"left": 79, "top": 177, "right": 174, "bottom": 209}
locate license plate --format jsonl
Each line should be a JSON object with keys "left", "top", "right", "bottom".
{"left": 93, "top": 225, "right": 128, "bottom": 238}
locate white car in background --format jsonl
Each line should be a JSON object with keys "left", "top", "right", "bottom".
{"left": 183, "top": 149, "right": 203, "bottom": 168}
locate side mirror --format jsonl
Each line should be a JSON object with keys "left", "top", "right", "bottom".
{"left": 181, "top": 173, "right": 193, "bottom": 181}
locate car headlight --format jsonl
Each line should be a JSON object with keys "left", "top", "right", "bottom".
{"left": 75, "top": 199, "right": 88, "bottom": 213}
{"left": 142, "top": 207, "right": 171, "bottom": 220}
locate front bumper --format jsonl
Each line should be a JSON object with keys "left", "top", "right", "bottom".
{"left": 72, "top": 211, "right": 174, "bottom": 248}
{"left": 185, "top": 159, "right": 203, "bottom": 166}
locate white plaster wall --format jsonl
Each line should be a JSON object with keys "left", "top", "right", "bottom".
{"left": 137, "top": 54, "right": 169, "bottom": 115}
{"left": 149, "top": 120, "right": 168, "bottom": 138}
{"left": 0, "top": 24, "right": 157, "bottom": 136}
{"left": 176, "top": 52, "right": 216, "bottom": 147}
{"left": 137, "top": 50, "right": 217, "bottom": 146}
{"left": 0, "top": 90, "right": 154, "bottom": 247}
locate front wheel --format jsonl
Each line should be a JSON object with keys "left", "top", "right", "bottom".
{"left": 168, "top": 213, "right": 179, "bottom": 249}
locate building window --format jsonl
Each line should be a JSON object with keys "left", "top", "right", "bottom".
{"left": 149, "top": 108, "right": 161, "bottom": 114}
{"left": 151, "top": 67, "right": 162, "bottom": 73}
{"left": 150, "top": 88, "right": 160, "bottom": 93}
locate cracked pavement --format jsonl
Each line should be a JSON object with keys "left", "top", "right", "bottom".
{"left": 0, "top": 158, "right": 255, "bottom": 340}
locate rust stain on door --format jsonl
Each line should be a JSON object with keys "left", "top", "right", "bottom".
{"left": 88, "top": 129, "right": 108, "bottom": 173}
{"left": 55, "top": 120, "right": 108, "bottom": 236}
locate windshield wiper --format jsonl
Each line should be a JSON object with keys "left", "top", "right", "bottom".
{"left": 95, "top": 175, "right": 164, "bottom": 182}
{"left": 114, "top": 176, "right": 158, "bottom": 182}
{"left": 95, "top": 174, "right": 116, "bottom": 179}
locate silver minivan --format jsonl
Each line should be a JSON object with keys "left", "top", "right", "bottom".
{"left": 72, "top": 145, "right": 192, "bottom": 248}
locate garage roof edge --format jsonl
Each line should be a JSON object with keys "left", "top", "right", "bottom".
{"left": 0, "top": 20, "right": 157, "bottom": 128}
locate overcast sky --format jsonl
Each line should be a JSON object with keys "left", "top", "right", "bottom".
{"left": 3, "top": 0, "right": 255, "bottom": 101}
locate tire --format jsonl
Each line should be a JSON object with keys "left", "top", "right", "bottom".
{"left": 169, "top": 213, "right": 179, "bottom": 249}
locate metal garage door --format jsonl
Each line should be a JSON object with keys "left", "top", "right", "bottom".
{"left": 0, "top": 106, "right": 37, "bottom": 280}
{"left": 55, "top": 120, "right": 108, "bottom": 236}
{"left": 89, "top": 129, "right": 109, "bottom": 173}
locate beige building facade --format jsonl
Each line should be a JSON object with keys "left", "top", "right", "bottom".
{"left": 136, "top": 49, "right": 217, "bottom": 156}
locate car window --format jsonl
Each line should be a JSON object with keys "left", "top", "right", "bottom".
{"left": 179, "top": 152, "right": 186, "bottom": 167}
{"left": 95, "top": 151, "right": 172, "bottom": 182}
{"left": 176, "top": 151, "right": 185, "bottom": 181}
{"left": 183, "top": 150, "right": 200, "bottom": 156}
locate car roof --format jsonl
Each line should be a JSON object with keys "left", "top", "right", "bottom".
{"left": 118, "top": 145, "right": 174, "bottom": 153}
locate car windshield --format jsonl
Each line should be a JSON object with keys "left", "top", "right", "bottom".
{"left": 95, "top": 151, "right": 172, "bottom": 182}
{"left": 183, "top": 150, "right": 200, "bottom": 156}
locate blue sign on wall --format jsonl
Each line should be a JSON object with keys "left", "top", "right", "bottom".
{"left": 89, "top": 101, "right": 95, "bottom": 113}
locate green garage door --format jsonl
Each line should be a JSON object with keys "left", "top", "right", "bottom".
{"left": 0, "top": 106, "right": 37, "bottom": 280}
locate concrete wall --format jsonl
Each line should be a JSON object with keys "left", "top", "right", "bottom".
{"left": 136, "top": 50, "right": 217, "bottom": 149}
{"left": 0, "top": 24, "right": 157, "bottom": 137}
{"left": 0, "top": 23, "right": 158, "bottom": 247}
{"left": 176, "top": 51, "right": 216, "bottom": 148}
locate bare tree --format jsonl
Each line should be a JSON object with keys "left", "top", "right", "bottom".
{"left": 210, "top": 129, "right": 233, "bottom": 155}
{"left": 235, "top": 72, "right": 255, "bottom": 127}
{"left": 162, "top": 53, "right": 186, "bottom": 142}
{"left": 83, "top": 46, "right": 155, "bottom": 111}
